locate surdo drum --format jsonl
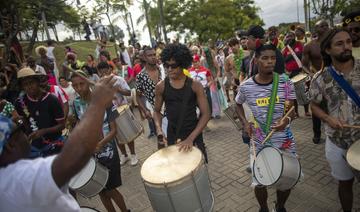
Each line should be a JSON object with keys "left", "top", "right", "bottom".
{"left": 253, "top": 146, "right": 302, "bottom": 191}
{"left": 69, "top": 157, "right": 109, "bottom": 198}
{"left": 141, "top": 145, "right": 214, "bottom": 212}
{"left": 347, "top": 139, "right": 360, "bottom": 171}
{"left": 115, "top": 104, "right": 143, "bottom": 144}
{"left": 290, "top": 73, "right": 310, "bottom": 105}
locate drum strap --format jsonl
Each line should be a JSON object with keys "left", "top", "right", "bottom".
{"left": 329, "top": 66, "right": 360, "bottom": 108}
{"left": 265, "top": 72, "right": 280, "bottom": 134}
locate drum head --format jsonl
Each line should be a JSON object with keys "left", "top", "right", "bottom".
{"left": 253, "top": 147, "right": 282, "bottom": 186}
{"left": 80, "top": 206, "right": 100, "bottom": 212}
{"left": 291, "top": 73, "right": 307, "bottom": 83}
{"left": 347, "top": 141, "right": 360, "bottom": 171}
{"left": 117, "top": 104, "right": 129, "bottom": 114}
{"left": 69, "top": 158, "right": 96, "bottom": 189}
{"left": 141, "top": 145, "right": 202, "bottom": 184}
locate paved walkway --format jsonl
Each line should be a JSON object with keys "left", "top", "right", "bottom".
{"left": 79, "top": 108, "right": 360, "bottom": 212}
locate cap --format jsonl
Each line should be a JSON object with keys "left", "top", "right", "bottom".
{"left": 343, "top": 11, "right": 360, "bottom": 26}
{"left": 246, "top": 25, "right": 265, "bottom": 39}
{"left": 193, "top": 54, "right": 200, "bottom": 62}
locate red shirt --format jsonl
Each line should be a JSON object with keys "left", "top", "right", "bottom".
{"left": 133, "top": 64, "right": 143, "bottom": 77}
{"left": 188, "top": 66, "right": 211, "bottom": 87}
{"left": 282, "top": 42, "right": 303, "bottom": 72}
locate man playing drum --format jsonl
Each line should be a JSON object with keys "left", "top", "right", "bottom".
{"left": 236, "top": 44, "right": 297, "bottom": 212}
{"left": 309, "top": 28, "right": 360, "bottom": 212}
{"left": 71, "top": 70, "right": 130, "bottom": 212}
{"left": 153, "top": 43, "right": 211, "bottom": 162}
{"left": 97, "top": 61, "right": 138, "bottom": 166}
{"left": 0, "top": 74, "right": 125, "bottom": 211}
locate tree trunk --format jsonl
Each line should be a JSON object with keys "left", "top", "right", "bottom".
{"left": 52, "top": 25, "right": 59, "bottom": 42}
{"left": 158, "top": 0, "right": 168, "bottom": 44}
{"left": 41, "top": 11, "right": 51, "bottom": 41}
{"left": 143, "top": 0, "right": 153, "bottom": 46}
{"left": 26, "top": 23, "right": 39, "bottom": 55}
{"left": 106, "top": 13, "right": 119, "bottom": 58}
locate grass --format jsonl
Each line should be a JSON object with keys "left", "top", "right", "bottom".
{"left": 29, "top": 40, "right": 118, "bottom": 66}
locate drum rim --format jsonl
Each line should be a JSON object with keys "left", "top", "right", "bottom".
{"left": 117, "top": 104, "right": 129, "bottom": 114}
{"left": 116, "top": 125, "right": 144, "bottom": 144}
{"left": 141, "top": 146, "right": 204, "bottom": 186}
{"left": 346, "top": 141, "right": 360, "bottom": 171}
{"left": 80, "top": 206, "right": 101, "bottom": 212}
{"left": 69, "top": 158, "right": 97, "bottom": 189}
{"left": 71, "top": 159, "right": 109, "bottom": 198}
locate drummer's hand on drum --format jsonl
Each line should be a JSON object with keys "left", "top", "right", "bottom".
{"left": 325, "top": 116, "right": 345, "bottom": 129}
{"left": 177, "top": 138, "right": 193, "bottom": 152}
{"left": 91, "top": 75, "right": 117, "bottom": 108}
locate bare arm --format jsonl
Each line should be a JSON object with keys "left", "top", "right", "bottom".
{"left": 302, "top": 44, "right": 311, "bottom": 71}
{"left": 52, "top": 75, "right": 117, "bottom": 188}
{"left": 311, "top": 101, "right": 344, "bottom": 129}
{"left": 136, "top": 91, "right": 151, "bottom": 119}
{"left": 153, "top": 81, "right": 165, "bottom": 135}
{"left": 97, "top": 120, "right": 116, "bottom": 150}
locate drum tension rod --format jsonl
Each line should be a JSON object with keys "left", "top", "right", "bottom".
{"left": 164, "top": 183, "right": 177, "bottom": 212}
{"left": 191, "top": 170, "right": 205, "bottom": 212}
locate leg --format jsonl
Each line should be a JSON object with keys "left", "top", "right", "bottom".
{"left": 254, "top": 186, "right": 269, "bottom": 211}
{"left": 205, "top": 87, "right": 213, "bottom": 115}
{"left": 225, "top": 88, "right": 230, "bottom": 102}
{"left": 312, "top": 115, "right": 322, "bottom": 143}
{"left": 127, "top": 141, "right": 138, "bottom": 166}
{"left": 147, "top": 118, "right": 156, "bottom": 138}
{"left": 275, "top": 189, "right": 291, "bottom": 210}
{"left": 118, "top": 143, "right": 128, "bottom": 157}
{"left": 106, "top": 189, "right": 128, "bottom": 212}
{"left": 304, "top": 104, "right": 311, "bottom": 116}
{"left": 338, "top": 179, "right": 354, "bottom": 211}
{"left": 99, "top": 191, "right": 116, "bottom": 212}
{"left": 294, "top": 99, "right": 299, "bottom": 116}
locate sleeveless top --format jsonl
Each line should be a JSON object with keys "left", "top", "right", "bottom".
{"left": 163, "top": 77, "right": 203, "bottom": 145}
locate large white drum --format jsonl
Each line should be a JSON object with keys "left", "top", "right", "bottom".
{"left": 115, "top": 104, "right": 143, "bottom": 144}
{"left": 69, "top": 158, "right": 109, "bottom": 198}
{"left": 141, "top": 145, "right": 214, "bottom": 212}
{"left": 347, "top": 139, "right": 360, "bottom": 171}
{"left": 253, "top": 146, "right": 301, "bottom": 191}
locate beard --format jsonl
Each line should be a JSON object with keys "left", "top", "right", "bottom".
{"left": 334, "top": 50, "right": 353, "bottom": 63}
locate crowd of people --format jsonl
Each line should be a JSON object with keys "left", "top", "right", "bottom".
{"left": 0, "top": 9, "right": 359, "bottom": 212}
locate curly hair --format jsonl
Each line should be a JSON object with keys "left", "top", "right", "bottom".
{"left": 160, "top": 44, "right": 192, "bottom": 69}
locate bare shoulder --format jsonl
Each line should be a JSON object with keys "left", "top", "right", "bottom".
{"left": 191, "top": 79, "right": 204, "bottom": 92}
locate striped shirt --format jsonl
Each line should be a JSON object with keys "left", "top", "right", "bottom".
{"left": 235, "top": 74, "right": 297, "bottom": 153}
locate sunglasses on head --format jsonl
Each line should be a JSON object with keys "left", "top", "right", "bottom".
{"left": 164, "top": 63, "right": 179, "bottom": 69}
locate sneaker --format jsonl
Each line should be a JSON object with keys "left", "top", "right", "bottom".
{"left": 120, "top": 154, "right": 129, "bottom": 165}
{"left": 130, "top": 154, "right": 138, "bottom": 166}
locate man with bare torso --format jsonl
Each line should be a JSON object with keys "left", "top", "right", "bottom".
{"left": 224, "top": 38, "right": 242, "bottom": 101}
{"left": 302, "top": 20, "right": 330, "bottom": 144}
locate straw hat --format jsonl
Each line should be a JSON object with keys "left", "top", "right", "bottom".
{"left": 17, "top": 67, "right": 40, "bottom": 79}
{"left": 35, "top": 45, "right": 47, "bottom": 56}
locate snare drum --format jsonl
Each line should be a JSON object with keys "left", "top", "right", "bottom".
{"left": 291, "top": 73, "right": 310, "bottom": 105}
{"left": 223, "top": 104, "right": 242, "bottom": 130}
{"left": 253, "top": 146, "right": 301, "bottom": 191}
{"left": 115, "top": 104, "right": 143, "bottom": 144}
{"left": 347, "top": 140, "right": 360, "bottom": 171}
{"left": 141, "top": 145, "right": 214, "bottom": 212}
{"left": 69, "top": 157, "right": 109, "bottom": 198}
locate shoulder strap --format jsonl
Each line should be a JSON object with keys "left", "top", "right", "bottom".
{"left": 328, "top": 66, "right": 360, "bottom": 108}
{"left": 265, "top": 72, "right": 279, "bottom": 134}
{"left": 175, "top": 77, "right": 193, "bottom": 141}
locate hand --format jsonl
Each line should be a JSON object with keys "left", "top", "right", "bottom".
{"left": 91, "top": 75, "right": 117, "bottom": 108}
{"left": 157, "top": 134, "right": 168, "bottom": 149}
{"left": 177, "top": 138, "right": 193, "bottom": 152}
{"left": 29, "top": 129, "right": 46, "bottom": 140}
{"left": 243, "top": 122, "right": 252, "bottom": 137}
{"left": 325, "top": 116, "right": 344, "bottom": 129}
{"left": 95, "top": 142, "right": 104, "bottom": 152}
{"left": 144, "top": 110, "right": 152, "bottom": 120}
{"left": 272, "top": 118, "right": 289, "bottom": 132}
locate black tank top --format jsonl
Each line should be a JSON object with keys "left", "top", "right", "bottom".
{"left": 163, "top": 77, "right": 201, "bottom": 144}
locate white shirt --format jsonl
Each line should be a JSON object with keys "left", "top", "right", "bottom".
{"left": 61, "top": 83, "right": 77, "bottom": 105}
{"left": 47, "top": 46, "right": 55, "bottom": 59}
{"left": 113, "top": 75, "right": 130, "bottom": 107}
{"left": 120, "top": 50, "right": 132, "bottom": 68}
{"left": 35, "top": 65, "right": 46, "bottom": 75}
{"left": 0, "top": 156, "right": 80, "bottom": 212}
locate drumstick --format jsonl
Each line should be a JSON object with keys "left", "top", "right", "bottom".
{"left": 286, "top": 45, "right": 311, "bottom": 75}
{"left": 343, "top": 124, "right": 360, "bottom": 129}
{"left": 261, "top": 106, "right": 295, "bottom": 145}
{"left": 62, "top": 64, "right": 96, "bottom": 85}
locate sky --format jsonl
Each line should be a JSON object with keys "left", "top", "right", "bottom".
{"left": 54, "top": 0, "right": 311, "bottom": 45}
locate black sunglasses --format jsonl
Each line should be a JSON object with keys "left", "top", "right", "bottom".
{"left": 164, "top": 63, "right": 179, "bottom": 69}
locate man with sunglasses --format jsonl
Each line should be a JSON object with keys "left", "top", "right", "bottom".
{"left": 0, "top": 75, "right": 118, "bottom": 211}
{"left": 153, "top": 44, "right": 210, "bottom": 161}
{"left": 343, "top": 10, "right": 360, "bottom": 59}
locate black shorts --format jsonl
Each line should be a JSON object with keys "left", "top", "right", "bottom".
{"left": 97, "top": 142, "right": 122, "bottom": 190}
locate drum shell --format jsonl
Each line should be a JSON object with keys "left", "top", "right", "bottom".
{"left": 143, "top": 161, "right": 214, "bottom": 212}
{"left": 291, "top": 75, "right": 310, "bottom": 105}
{"left": 69, "top": 158, "right": 109, "bottom": 198}
{"left": 115, "top": 105, "right": 143, "bottom": 144}
{"left": 254, "top": 147, "right": 301, "bottom": 191}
